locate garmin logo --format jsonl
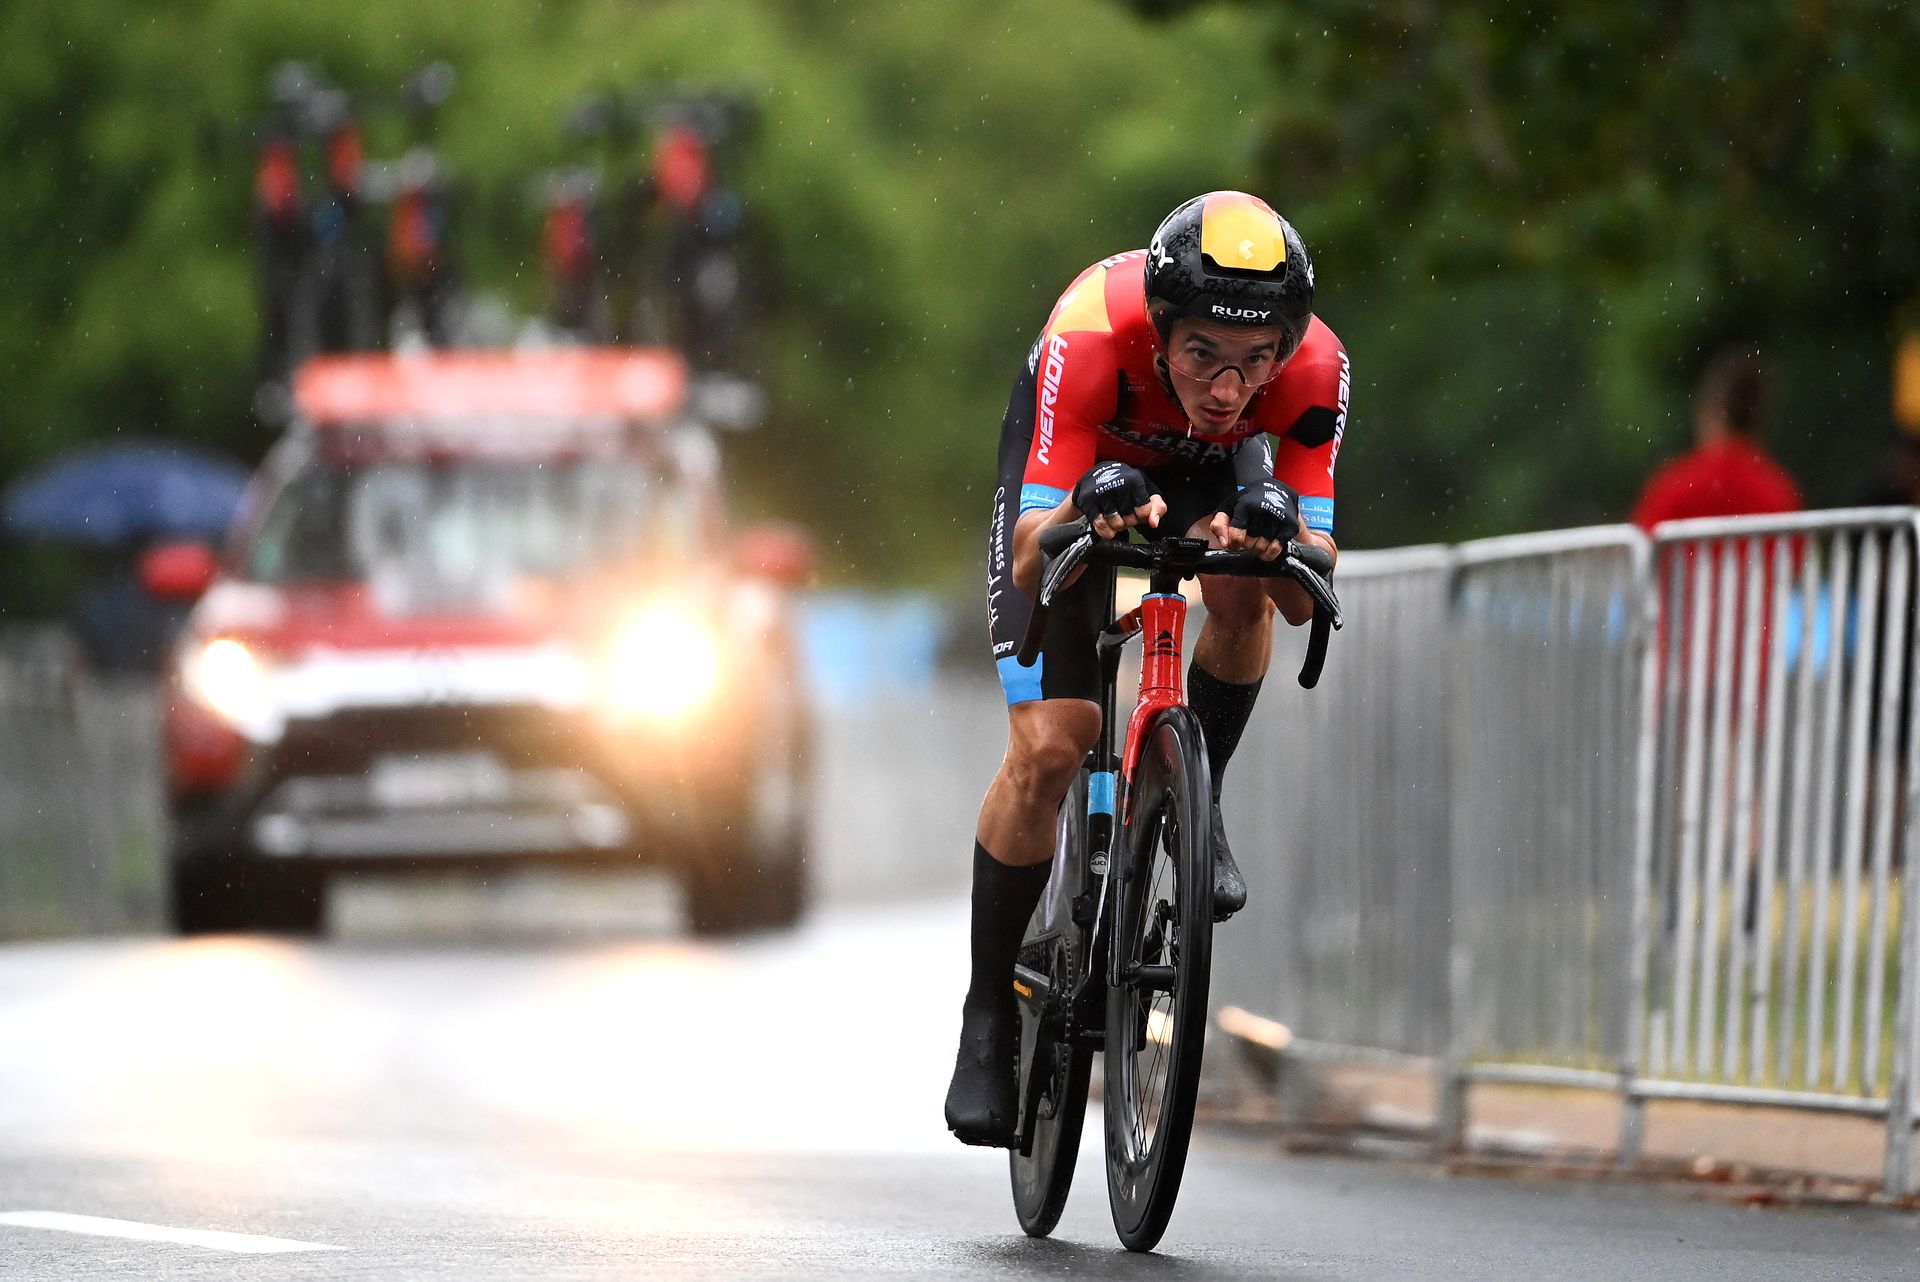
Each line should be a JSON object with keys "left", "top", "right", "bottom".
{"left": 1211, "top": 305, "right": 1271, "bottom": 321}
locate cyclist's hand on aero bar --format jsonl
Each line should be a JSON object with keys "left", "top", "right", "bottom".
{"left": 1072, "top": 462, "right": 1166, "bottom": 540}
{"left": 1209, "top": 480, "right": 1301, "bottom": 561}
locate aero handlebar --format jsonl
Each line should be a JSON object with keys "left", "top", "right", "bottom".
{"left": 1015, "top": 517, "right": 1345, "bottom": 689}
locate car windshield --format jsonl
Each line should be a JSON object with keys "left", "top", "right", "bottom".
{"left": 243, "top": 455, "right": 686, "bottom": 593}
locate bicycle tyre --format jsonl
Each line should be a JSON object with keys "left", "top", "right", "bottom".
{"left": 1009, "top": 773, "right": 1095, "bottom": 1237}
{"left": 1104, "top": 707, "right": 1213, "bottom": 1253}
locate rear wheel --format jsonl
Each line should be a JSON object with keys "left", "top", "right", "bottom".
{"left": 744, "top": 717, "right": 812, "bottom": 931}
{"left": 254, "top": 861, "right": 328, "bottom": 935}
{"left": 1104, "top": 708, "right": 1213, "bottom": 1253}
{"left": 169, "top": 849, "right": 327, "bottom": 936}
{"left": 1010, "top": 773, "right": 1094, "bottom": 1237}
{"left": 168, "top": 856, "right": 249, "bottom": 935}
{"left": 684, "top": 698, "right": 813, "bottom": 936}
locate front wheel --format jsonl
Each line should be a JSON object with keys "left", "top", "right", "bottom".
{"left": 1104, "top": 707, "right": 1213, "bottom": 1253}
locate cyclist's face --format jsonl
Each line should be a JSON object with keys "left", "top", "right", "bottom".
{"left": 1164, "top": 319, "right": 1288, "bottom": 434}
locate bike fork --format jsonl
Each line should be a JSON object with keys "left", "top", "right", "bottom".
{"left": 1106, "top": 576, "right": 1191, "bottom": 991}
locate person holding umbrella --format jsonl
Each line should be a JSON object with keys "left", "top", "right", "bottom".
{"left": 2, "top": 440, "right": 249, "bottom": 674}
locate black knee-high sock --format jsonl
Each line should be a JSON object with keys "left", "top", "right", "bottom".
{"left": 963, "top": 841, "right": 1051, "bottom": 1016}
{"left": 1187, "top": 663, "right": 1263, "bottom": 793}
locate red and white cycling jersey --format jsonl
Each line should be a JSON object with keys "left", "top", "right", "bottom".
{"left": 1018, "top": 250, "right": 1348, "bottom": 535}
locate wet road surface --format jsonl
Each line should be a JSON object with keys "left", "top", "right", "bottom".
{"left": 0, "top": 880, "right": 1914, "bottom": 1279}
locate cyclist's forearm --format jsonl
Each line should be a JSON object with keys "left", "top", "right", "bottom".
{"left": 1296, "top": 525, "right": 1338, "bottom": 566}
{"left": 1012, "top": 503, "right": 1083, "bottom": 598}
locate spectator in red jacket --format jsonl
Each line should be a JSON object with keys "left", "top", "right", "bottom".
{"left": 1637, "top": 349, "right": 1803, "bottom": 854}
{"left": 1633, "top": 348, "right": 1803, "bottom": 530}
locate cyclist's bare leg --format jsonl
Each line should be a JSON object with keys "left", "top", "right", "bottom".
{"left": 1193, "top": 576, "right": 1275, "bottom": 682}
{"left": 1189, "top": 514, "right": 1277, "bottom": 919}
{"left": 976, "top": 698, "right": 1102, "bottom": 866}
{"left": 947, "top": 697, "right": 1100, "bottom": 1146}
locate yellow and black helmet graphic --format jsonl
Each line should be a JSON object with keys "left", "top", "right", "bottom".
{"left": 1145, "top": 191, "right": 1314, "bottom": 354}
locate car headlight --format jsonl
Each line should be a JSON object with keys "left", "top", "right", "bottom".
{"left": 607, "top": 601, "right": 723, "bottom": 722}
{"left": 191, "top": 638, "right": 274, "bottom": 728}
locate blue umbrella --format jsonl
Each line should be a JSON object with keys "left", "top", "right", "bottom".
{"left": 2, "top": 441, "right": 251, "bottom": 545}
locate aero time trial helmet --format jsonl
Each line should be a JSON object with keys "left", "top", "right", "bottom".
{"left": 1144, "top": 191, "right": 1315, "bottom": 360}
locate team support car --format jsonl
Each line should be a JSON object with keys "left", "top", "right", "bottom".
{"left": 145, "top": 349, "right": 815, "bottom": 936}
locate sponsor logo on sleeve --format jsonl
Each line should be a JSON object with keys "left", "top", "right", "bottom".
{"left": 987, "top": 486, "right": 1010, "bottom": 652}
{"left": 1328, "top": 350, "right": 1350, "bottom": 479}
{"left": 1036, "top": 334, "right": 1068, "bottom": 467}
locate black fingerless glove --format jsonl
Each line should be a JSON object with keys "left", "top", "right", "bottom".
{"left": 1071, "top": 461, "right": 1153, "bottom": 519}
{"left": 1228, "top": 480, "right": 1301, "bottom": 543}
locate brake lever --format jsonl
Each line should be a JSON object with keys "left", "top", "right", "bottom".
{"left": 1038, "top": 533, "right": 1094, "bottom": 606}
{"left": 1281, "top": 546, "right": 1340, "bottom": 689}
{"left": 1287, "top": 562, "right": 1344, "bottom": 630}
{"left": 1015, "top": 525, "right": 1097, "bottom": 668}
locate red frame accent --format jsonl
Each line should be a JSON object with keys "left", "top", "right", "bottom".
{"left": 1119, "top": 591, "right": 1188, "bottom": 814}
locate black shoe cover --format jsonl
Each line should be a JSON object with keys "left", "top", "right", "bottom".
{"left": 1211, "top": 800, "right": 1247, "bottom": 922}
{"left": 943, "top": 1001, "right": 1019, "bottom": 1147}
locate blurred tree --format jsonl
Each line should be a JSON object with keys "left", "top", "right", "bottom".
{"left": 1124, "top": 0, "right": 1920, "bottom": 545}
{"left": 0, "top": 0, "right": 1271, "bottom": 598}
{"left": 10, "top": 0, "right": 1914, "bottom": 608}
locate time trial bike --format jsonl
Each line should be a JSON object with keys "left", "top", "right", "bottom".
{"left": 1006, "top": 515, "right": 1341, "bottom": 1252}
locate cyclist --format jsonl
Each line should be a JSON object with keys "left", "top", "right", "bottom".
{"left": 948, "top": 191, "right": 1349, "bottom": 1146}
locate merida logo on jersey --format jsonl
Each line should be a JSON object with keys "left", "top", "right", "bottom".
{"left": 1037, "top": 334, "right": 1068, "bottom": 466}
{"left": 1210, "top": 305, "right": 1270, "bottom": 321}
{"left": 1329, "top": 350, "right": 1350, "bottom": 479}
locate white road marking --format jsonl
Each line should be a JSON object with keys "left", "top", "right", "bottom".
{"left": 0, "top": 1211, "right": 342, "bottom": 1254}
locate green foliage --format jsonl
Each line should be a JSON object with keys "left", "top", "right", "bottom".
{"left": 1128, "top": 0, "right": 1920, "bottom": 546}
{"left": 0, "top": 0, "right": 1268, "bottom": 590}
{"left": 9, "top": 0, "right": 1914, "bottom": 595}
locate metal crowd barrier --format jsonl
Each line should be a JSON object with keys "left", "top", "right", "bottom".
{"left": 0, "top": 628, "right": 164, "bottom": 937}
{"left": 1223, "top": 512, "right": 1920, "bottom": 1196}
{"left": 1629, "top": 509, "right": 1920, "bottom": 1193}
{"left": 811, "top": 676, "right": 1004, "bottom": 904}
{"left": 1215, "top": 546, "right": 1455, "bottom": 1063}
{"left": 0, "top": 621, "right": 1003, "bottom": 930}
{"left": 1443, "top": 528, "right": 1653, "bottom": 1113}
